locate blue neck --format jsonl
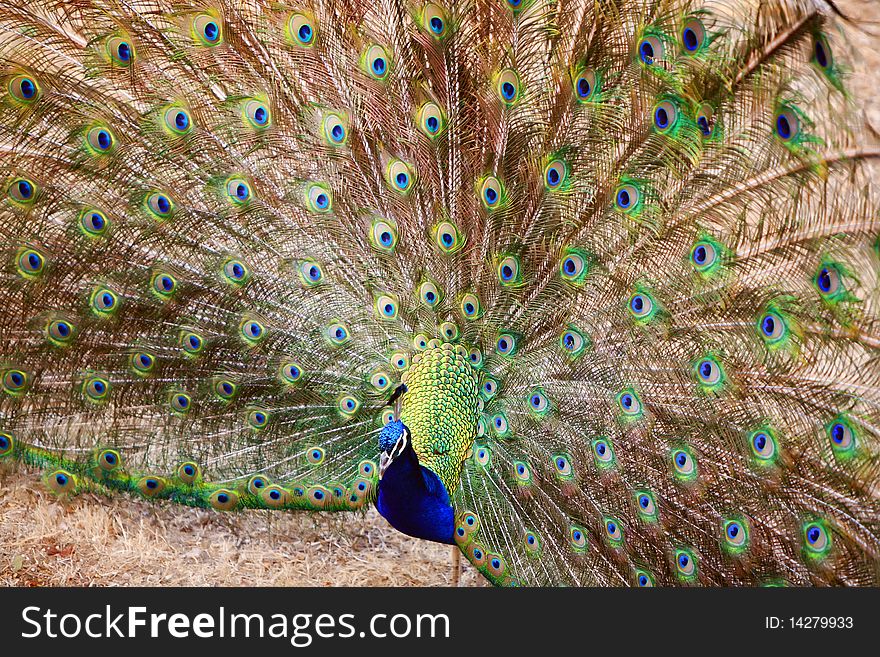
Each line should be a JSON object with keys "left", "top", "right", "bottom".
{"left": 376, "top": 441, "right": 455, "bottom": 545}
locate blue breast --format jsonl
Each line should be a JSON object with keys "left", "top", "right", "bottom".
{"left": 376, "top": 441, "right": 455, "bottom": 545}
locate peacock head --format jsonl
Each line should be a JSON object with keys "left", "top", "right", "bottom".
{"left": 378, "top": 419, "right": 410, "bottom": 479}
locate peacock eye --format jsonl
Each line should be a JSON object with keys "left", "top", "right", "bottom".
{"left": 672, "top": 449, "right": 697, "bottom": 479}
{"left": 497, "top": 256, "right": 521, "bottom": 286}
{"left": 690, "top": 240, "right": 718, "bottom": 271}
{"left": 370, "top": 371, "right": 391, "bottom": 391}
{"left": 8, "top": 177, "right": 36, "bottom": 203}
{"left": 365, "top": 44, "right": 390, "bottom": 79}
{"left": 86, "top": 126, "right": 115, "bottom": 153}
{"left": 544, "top": 159, "right": 567, "bottom": 190}
{"left": 513, "top": 461, "right": 531, "bottom": 483}
{"left": 560, "top": 328, "right": 583, "bottom": 354}
{"left": 193, "top": 14, "right": 223, "bottom": 45}
{"left": 391, "top": 351, "right": 409, "bottom": 371}
{"left": 80, "top": 209, "right": 109, "bottom": 237}
{"left": 288, "top": 13, "right": 315, "bottom": 47}
{"left": 468, "top": 346, "right": 483, "bottom": 367}
{"left": 327, "top": 321, "right": 350, "bottom": 345}
{"left": 675, "top": 548, "right": 697, "bottom": 578}
{"left": 98, "top": 449, "right": 121, "bottom": 471}
{"left": 482, "top": 377, "right": 498, "bottom": 399}
{"left": 247, "top": 409, "right": 269, "bottom": 429}
{"left": 759, "top": 312, "right": 786, "bottom": 342}
{"left": 628, "top": 293, "right": 653, "bottom": 319}
{"left": 681, "top": 18, "right": 706, "bottom": 53}
{"left": 180, "top": 331, "right": 204, "bottom": 355}
{"left": 750, "top": 430, "right": 777, "bottom": 461}
{"left": 774, "top": 108, "right": 800, "bottom": 142}
{"left": 573, "top": 68, "right": 597, "bottom": 101}
{"left": 435, "top": 221, "right": 462, "bottom": 252}
{"left": 593, "top": 439, "right": 614, "bottom": 464}
{"left": 636, "top": 570, "right": 654, "bottom": 587}
{"left": 559, "top": 252, "right": 587, "bottom": 282}
{"left": 529, "top": 390, "right": 550, "bottom": 414}
{"left": 146, "top": 192, "right": 174, "bottom": 219}
{"left": 213, "top": 378, "right": 237, "bottom": 400}
{"left": 387, "top": 160, "right": 413, "bottom": 193}
{"left": 239, "top": 317, "right": 266, "bottom": 343}
{"left": 418, "top": 102, "right": 444, "bottom": 137}
{"left": 338, "top": 394, "right": 360, "bottom": 416}
{"left": 423, "top": 4, "right": 446, "bottom": 37}
{"left": 322, "top": 112, "right": 347, "bottom": 146}
{"left": 298, "top": 260, "right": 324, "bottom": 286}
{"left": 639, "top": 35, "right": 664, "bottom": 65}
{"left": 243, "top": 99, "right": 271, "bottom": 128}
{"left": 90, "top": 287, "right": 118, "bottom": 315}
{"left": 491, "top": 413, "right": 509, "bottom": 436}
{"left": 164, "top": 107, "right": 193, "bottom": 135}
{"left": 475, "top": 445, "right": 491, "bottom": 466}
{"left": 226, "top": 178, "right": 252, "bottom": 204}
{"left": 615, "top": 183, "right": 639, "bottom": 212}
{"left": 170, "top": 392, "right": 191, "bottom": 413}
{"left": 814, "top": 264, "right": 842, "bottom": 298}
{"left": 107, "top": 37, "right": 134, "bottom": 65}
{"left": 723, "top": 519, "right": 749, "bottom": 550}
{"left": 440, "top": 321, "right": 458, "bottom": 341}
{"left": 151, "top": 271, "right": 177, "bottom": 298}
{"left": 17, "top": 248, "right": 45, "bottom": 276}
{"left": 9, "top": 74, "right": 40, "bottom": 103}
{"left": 813, "top": 34, "right": 832, "bottom": 70}
{"left": 653, "top": 100, "right": 678, "bottom": 132}
{"left": 375, "top": 294, "right": 399, "bottom": 320}
{"left": 828, "top": 418, "right": 857, "bottom": 458}
{"left": 2, "top": 369, "right": 28, "bottom": 393}
{"left": 552, "top": 454, "right": 574, "bottom": 479}
{"left": 280, "top": 362, "right": 303, "bottom": 385}
{"left": 696, "top": 103, "right": 715, "bottom": 137}
{"left": 460, "top": 293, "right": 482, "bottom": 320}
{"left": 617, "top": 389, "right": 642, "bottom": 415}
{"left": 803, "top": 521, "right": 831, "bottom": 555}
{"left": 419, "top": 281, "right": 441, "bottom": 307}
{"left": 569, "top": 525, "right": 588, "bottom": 552}
{"left": 370, "top": 219, "right": 398, "bottom": 252}
{"left": 695, "top": 357, "right": 723, "bottom": 386}
{"left": 604, "top": 518, "right": 623, "bottom": 544}
{"left": 223, "top": 259, "right": 249, "bottom": 285}
{"left": 497, "top": 69, "right": 520, "bottom": 104}
{"left": 495, "top": 333, "right": 516, "bottom": 356}
{"left": 47, "top": 318, "right": 75, "bottom": 345}
{"left": 479, "top": 176, "right": 503, "bottom": 209}
{"left": 636, "top": 491, "right": 657, "bottom": 517}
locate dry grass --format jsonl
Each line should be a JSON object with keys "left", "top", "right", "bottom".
{"left": 1, "top": 0, "right": 879, "bottom": 587}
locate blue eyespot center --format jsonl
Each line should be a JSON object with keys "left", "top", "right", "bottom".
{"left": 331, "top": 124, "right": 344, "bottom": 141}
{"left": 753, "top": 433, "right": 768, "bottom": 451}
{"left": 298, "top": 24, "right": 312, "bottom": 42}
{"left": 372, "top": 57, "right": 386, "bottom": 75}
{"left": 380, "top": 231, "right": 392, "bottom": 245}
{"left": 175, "top": 111, "right": 189, "bottom": 130}
{"left": 676, "top": 452, "right": 687, "bottom": 467}
{"left": 56, "top": 473, "right": 68, "bottom": 486}
{"left": 547, "top": 168, "right": 560, "bottom": 186}
{"left": 577, "top": 78, "right": 590, "bottom": 98}
{"left": 776, "top": 114, "right": 792, "bottom": 140}
{"left": 761, "top": 315, "right": 776, "bottom": 336}
{"left": 817, "top": 268, "right": 832, "bottom": 293}
{"left": 117, "top": 42, "right": 131, "bottom": 61}
{"left": 683, "top": 27, "right": 698, "bottom": 51}
{"left": 204, "top": 22, "right": 219, "bottom": 41}
{"left": 18, "top": 180, "right": 33, "bottom": 198}
{"left": 21, "top": 78, "right": 36, "bottom": 98}
{"left": 815, "top": 40, "right": 829, "bottom": 68}
{"left": 97, "top": 130, "right": 111, "bottom": 150}
{"left": 426, "top": 116, "right": 439, "bottom": 132}
{"left": 807, "top": 526, "right": 821, "bottom": 544}
{"left": 698, "top": 116, "right": 711, "bottom": 135}
{"left": 679, "top": 554, "right": 689, "bottom": 568}
{"left": 693, "top": 245, "right": 707, "bottom": 264}
{"left": 639, "top": 575, "right": 648, "bottom": 586}
{"left": 621, "top": 394, "right": 633, "bottom": 408}
{"left": 430, "top": 17, "right": 443, "bottom": 33}
{"left": 655, "top": 107, "right": 669, "bottom": 129}
{"left": 631, "top": 296, "right": 644, "bottom": 312}
{"left": 831, "top": 423, "right": 845, "bottom": 444}
{"left": 156, "top": 195, "right": 170, "bottom": 213}
{"left": 485, "top": 187, "right": 498, "bottom": 203}
{"left": 727, "top": 523, "right": 740, "bottom": 538}
{"left": 639, "top": 494, "right": 649, "bottom": 508}
{"left": 640, "top": 41, "right": 655, "bottom": 63}
{"left": 501, "top": 82, "right": 515, "bottom": 100}
{"left": 617, "top": 189, "right": 631, "bottom": 208}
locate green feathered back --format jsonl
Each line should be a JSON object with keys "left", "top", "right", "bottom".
{"left": 1, "top": 0, "right": 879, "bottom": 586}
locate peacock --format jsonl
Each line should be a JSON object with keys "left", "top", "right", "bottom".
{"left": 1, "top": 0, "right": 879, "bottom": 587}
